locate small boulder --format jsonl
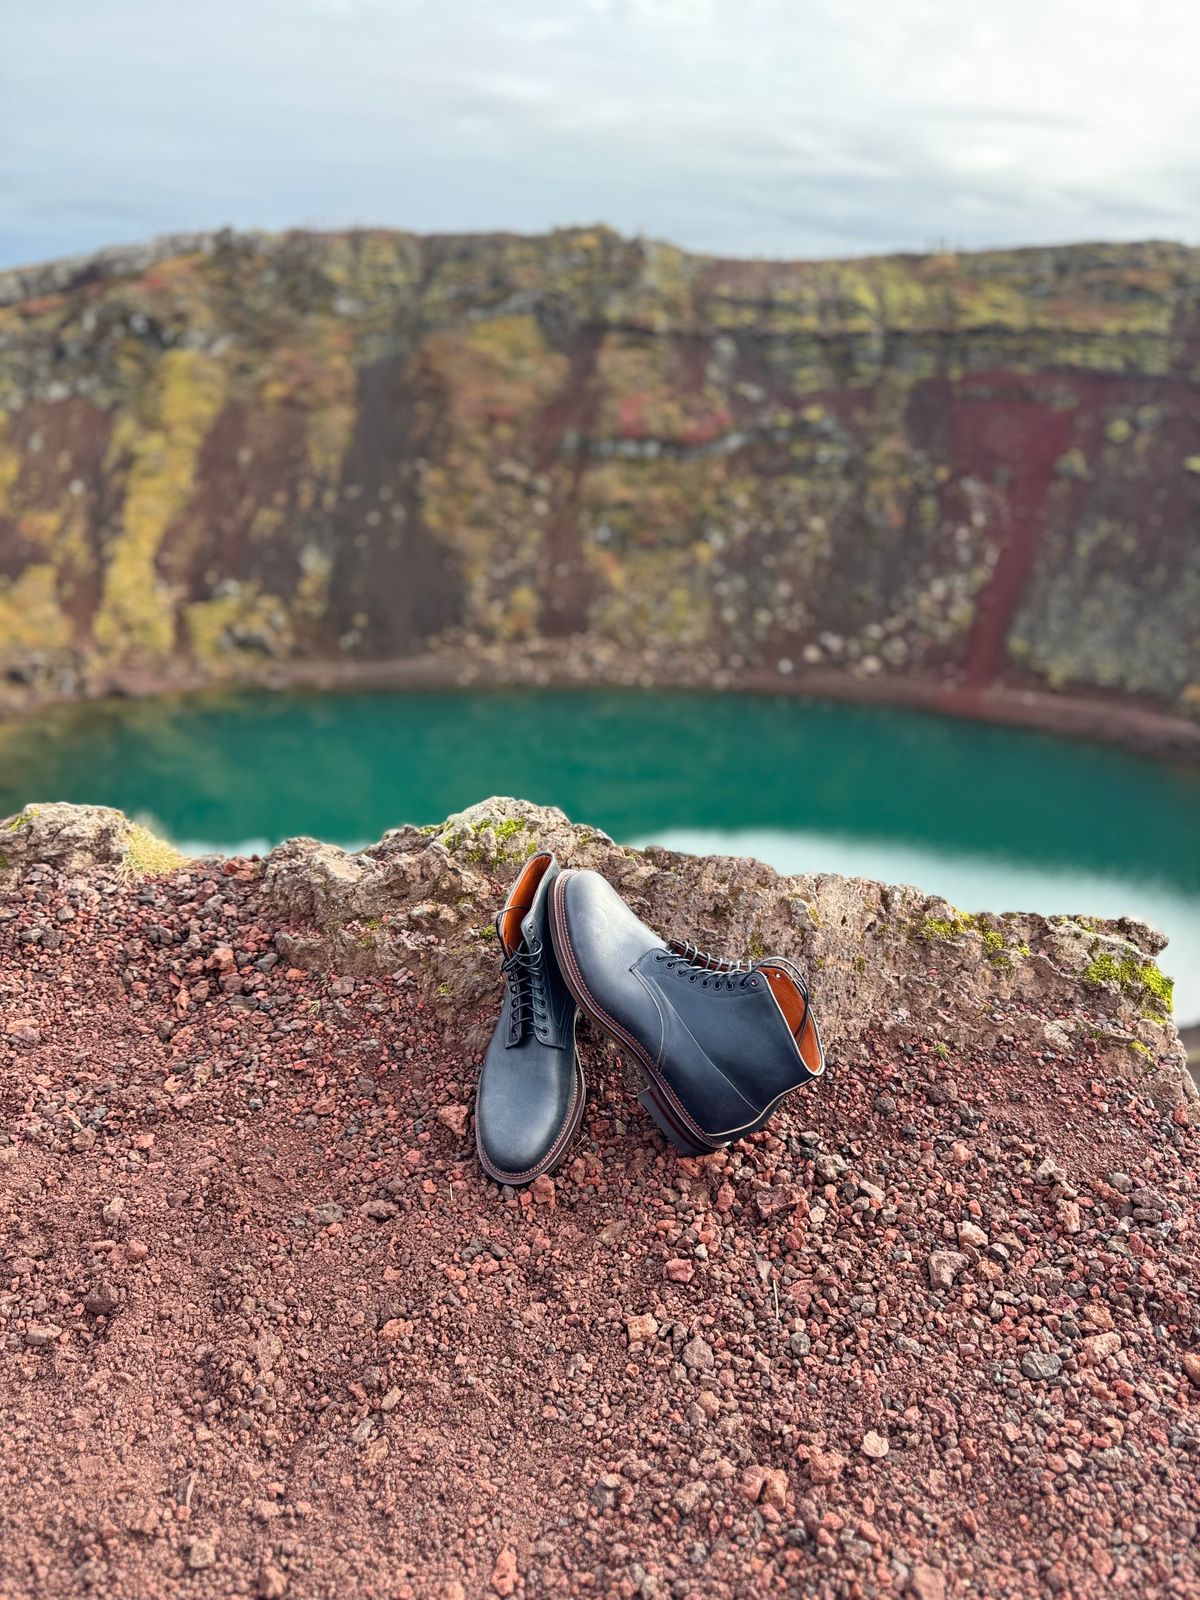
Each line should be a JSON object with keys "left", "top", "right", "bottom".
{"left": 682, "top": 1336, "right": 714, "bottom": 1373}
{"left": 1081, "top": 1332, "right": 1122, "bottom": 1364}
{"left": 804, "top": 1449, "right": 846, "bottom": 1486}
{"left": 626, "top": 1314, "right": 658, "bottom": 1345}
{"left": 1021, "top": 1350, "right": 1063, "bottom": 1381}
{"left": 436, "top": 1103, "right": 469, "bottom": 1139}
{"left": 927, "top": 1250, "right": 968, "bottom": 1290}
{"left": 188, "top": 1537, "right": 217, "bottom": 1571}
{"left": 24, "top": 1323, "right": 62, "bottom": 1347}
{"left": 489, "top": 1546, "right": 518, "bottom": 1597}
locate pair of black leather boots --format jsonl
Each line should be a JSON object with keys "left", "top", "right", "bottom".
{"left": 474, "top": 852, "right": 825, "bottom": 1185}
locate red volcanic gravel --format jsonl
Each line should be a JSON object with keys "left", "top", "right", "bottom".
{"left": 1, "top": 856, "right": 1199, "bottom": 1600}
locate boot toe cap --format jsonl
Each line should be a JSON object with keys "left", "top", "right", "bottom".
{"left": 475, "top": 1047, "right": 581, "bottom": 1184}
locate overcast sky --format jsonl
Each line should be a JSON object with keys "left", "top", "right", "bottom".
{"left": 3, "top": 0, "right": 1198, "bottom": 269}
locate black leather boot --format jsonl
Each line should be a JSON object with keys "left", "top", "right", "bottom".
{"left": 548, "top": 868, "right": 823, "bottom": 1154}
{"left": 475, "top": 851, "right": 585, "bottom": 1185}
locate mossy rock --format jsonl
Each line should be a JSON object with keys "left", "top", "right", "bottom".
{"left": 1084, "top": 951, "right": 1173, "bottom": 1016}
{"left": 0, "top": 802, "right": 184, "bottom": 882}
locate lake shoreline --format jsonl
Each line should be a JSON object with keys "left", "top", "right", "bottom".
{"left": 4, "top": 647, "right": 1199, "bottom": 767}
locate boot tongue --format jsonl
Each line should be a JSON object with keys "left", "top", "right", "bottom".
{"left": 497, "top": 852, "right": 552, "bottom": 953}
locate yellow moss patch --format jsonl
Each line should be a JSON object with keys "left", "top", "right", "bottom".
{"left": 595, "top": 334, "right": 729, "bottom": 440}
{"left": 15, "top": 508, "right": 63, "bottom": 548}
{"left": 305, "top": 398, "right": 354, "bottom": 482}
{"left": 94, "top": 349, "right": 225, "bottom": 663}
{"left": 253, "top": 325, "right": 356, "bottom": 483}
{"left": 183, "top": 585, "right": 293, "bottom": 668}
{"left": 494, "top": 583, "right": 540, "bottom": 640}
{"left": 248, "top": 504, "right": 286, "bottom": 542}
{"left": 295, "top": 543, "right": 333, "bottom": 620}
{"left": 605, "top": 240, "right": 693, "bottom": 330}
{"left": 0, "top": 563, "right": 72, "bottom": 653}
{"left": 428, "top": 315, "right": 568, "bottom": 433}
{"left": 321, "top": 231, "right": 421, "bottom": 313}
{"left": 0, "top": 413, "right": 21, "bottom": 509}
{"left": 463, "top": 314, "right": 548, "bottom": 367}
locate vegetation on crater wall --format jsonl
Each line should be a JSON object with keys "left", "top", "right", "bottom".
{"left": 93, "top": 349, "right": 225, "bottom": 663}
{"left": 0, "top": 228, "right": 1196, "bottom": 714}
{"left": 0, "top": 562, "right": 72, "bottom": 652}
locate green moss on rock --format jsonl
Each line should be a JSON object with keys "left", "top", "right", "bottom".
{"left": 1084, "top": 951, "right": 1173, "bottom": 1015}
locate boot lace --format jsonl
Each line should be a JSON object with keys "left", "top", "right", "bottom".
{"left": 653, "top": 940, "right": 761, "bottom": 991}
{"left": 498, "top": 917, "right": 550, "bottom": 1038}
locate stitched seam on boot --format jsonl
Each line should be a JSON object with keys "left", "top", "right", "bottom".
{"left": 651, "top": 994, "right": 760, "bottom": 1115}
{"left": 630, "top": 964, "right": 669, "bottom": 1070}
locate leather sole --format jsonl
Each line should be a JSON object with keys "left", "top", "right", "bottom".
{"left": 549, "top": 870, "right": 727, "bottom": 1157}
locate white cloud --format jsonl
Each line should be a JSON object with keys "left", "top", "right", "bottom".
{"left": 1, "top": 0, "right": 1197, "bottom": 265}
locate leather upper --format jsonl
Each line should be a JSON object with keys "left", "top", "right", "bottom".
{"left": 552, "top": 868, "right": 818, "bottom": 1141}
{"left": 475, "top": 852, "right": 580, "bottom": 1182}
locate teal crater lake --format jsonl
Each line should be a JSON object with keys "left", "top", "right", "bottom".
{"left": 2, "top": 688, "right": 1197, "bottom": 1023}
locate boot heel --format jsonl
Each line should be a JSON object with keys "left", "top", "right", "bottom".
{"left": 637, "top": 1086, "right": 719, "bottom": 1157}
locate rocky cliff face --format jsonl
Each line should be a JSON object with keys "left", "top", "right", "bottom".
{"left": 1, "top": 228, "right": 1198, "bottom": 727}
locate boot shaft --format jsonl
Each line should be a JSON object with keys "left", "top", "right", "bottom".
{"left": 636, "top": 947, "right": 822, "bottom": 1137}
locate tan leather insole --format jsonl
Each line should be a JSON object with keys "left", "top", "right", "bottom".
{"left": 498, "top": 853, "right": 552, "bottom": 954}
{"left": 760, "top": 963, "right": 824, "bottom": 1076}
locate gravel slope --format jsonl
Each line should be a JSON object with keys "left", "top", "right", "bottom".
{"left": 2, "top": 851, "right": 1198, "bottom": 1600}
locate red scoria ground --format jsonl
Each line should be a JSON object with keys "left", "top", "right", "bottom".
{"left": 1, "top": 855, "right": 1199, "bottom": 1600}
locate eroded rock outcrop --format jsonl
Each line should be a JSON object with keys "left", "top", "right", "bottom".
{"left": 4, "top": 796, "right": 1189, "bottom": 1107}
{"left": 0, "top": 800, "right": 183, "bottom": 878}
{"left": 1, "top": 229, "right": 1198, "bottom": 739}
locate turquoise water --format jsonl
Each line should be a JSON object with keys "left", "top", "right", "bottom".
{"left": 2, "top": 688, "right": 1197, "bottom": 1021}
